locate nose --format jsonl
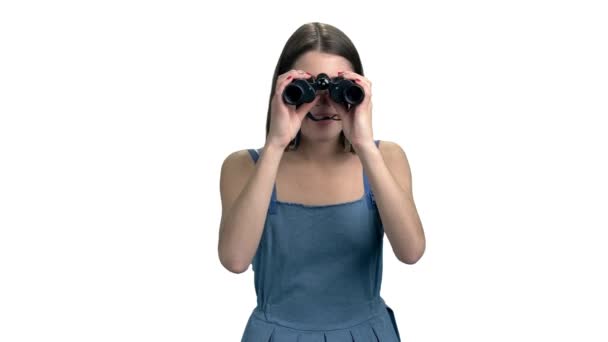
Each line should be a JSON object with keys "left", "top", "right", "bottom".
{"left": 316, "top": 90, "right": 330, "bottom": 103}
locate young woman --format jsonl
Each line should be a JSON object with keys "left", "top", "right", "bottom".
{"left": 218, "top": 22, "right": 425, "bottom": 342}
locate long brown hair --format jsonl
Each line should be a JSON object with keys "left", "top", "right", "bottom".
{"left": 265, "top": 22, "right": 365, "bottom": 153}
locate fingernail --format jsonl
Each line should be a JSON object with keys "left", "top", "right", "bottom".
{"left": 354, "top": 78, "right": 361, "bottom": 82}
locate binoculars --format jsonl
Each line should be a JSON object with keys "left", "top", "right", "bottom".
{"left": 282, "top": 73, "right": 365, "bottom": 107}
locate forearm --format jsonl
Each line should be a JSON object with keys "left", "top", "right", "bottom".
{"left": 355, "top": 142, "right": 425, "bottom": 264}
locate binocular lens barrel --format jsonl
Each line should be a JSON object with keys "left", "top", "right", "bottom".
{"left": 343, "top": 84, "right": 364, "bottom": 105}
{"left": 283, "top": 84, "right": 304, "bottom": 105}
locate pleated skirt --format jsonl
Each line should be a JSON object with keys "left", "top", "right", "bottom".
{"left": 240, "top": 301, "right": 401, "bottom": 342}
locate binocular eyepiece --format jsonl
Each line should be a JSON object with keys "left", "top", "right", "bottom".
{"left": 282, "top": 73, "right": 365, "bottom": 107}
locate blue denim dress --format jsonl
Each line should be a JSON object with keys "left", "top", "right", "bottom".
{"left": 241, "top": 140, "right": 402, "bottom": 342}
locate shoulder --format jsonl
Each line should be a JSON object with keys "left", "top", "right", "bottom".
{"left": 220, "top": 149, "right": 256, "bottom": 178}
{"left": 377, "top": 140, "right": 406, "bottom": 159}
{"left": 222, "top": 148, "right": 257, "bottom": 164}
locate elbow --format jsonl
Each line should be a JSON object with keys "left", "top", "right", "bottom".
{"left": 221, "top": 258, "right": 250, "bottom": 274}
{"left": 218, "top": 237, "right": 251, "bottom": 274}
{"left": 224, "top": 262, "right": 249, "bottom": 274}
{"left": 398, "top": 240, "right": 426, "bottom": 265}
{"left": 399, "top": 254, "right": 422, "bottom": 265}
{"left": 218, "top": 251, "right": 250, "bottom": 274}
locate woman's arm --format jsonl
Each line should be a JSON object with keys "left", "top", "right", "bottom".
{"left": 217, "top": 143, "right": 285, "bottom": 273}
{"left": 355, "top": 140, "right": 426, "bottom": 264}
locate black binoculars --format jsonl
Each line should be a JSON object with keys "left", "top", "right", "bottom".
{"left": 282, "top": 73, "right": 365, "bottom": 107}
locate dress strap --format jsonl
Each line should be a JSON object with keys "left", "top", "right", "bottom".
{"left": 247, "top": 149, "right": 260, "bottom": 163}
{"left": 248, "top": 148, "right": 278, "bottom": 215}
{"left": 364, "top": 140, "right": 380, "bottom": 210}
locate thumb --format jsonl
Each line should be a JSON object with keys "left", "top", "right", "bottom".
{"left": 329, "top": 101, "right": 348, "bottom": 119}
{"left": 295, "top": 96, "right": 320, "bottom": 120}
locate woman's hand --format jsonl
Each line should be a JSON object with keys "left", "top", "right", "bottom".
{"left": 266, "top": 70, "right": 320, "bottom": 149}
{"left": 329, "top": 71, "right": 375, "bottom": 149}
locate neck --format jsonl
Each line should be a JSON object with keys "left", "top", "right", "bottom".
{"left": 293, "top": 134, "right": 347, "bottom": 163}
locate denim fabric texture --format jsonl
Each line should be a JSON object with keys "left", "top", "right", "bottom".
{"left": 241, "top": 140, "right": 402, "bottom": 342}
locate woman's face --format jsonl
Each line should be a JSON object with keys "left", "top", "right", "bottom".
{"left": 291, "top": 51, "right": 354, "bottom": 142}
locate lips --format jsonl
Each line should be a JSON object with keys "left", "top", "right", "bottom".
{"left": 308, "top": 112, "right": 339, "bottom": 121}
{"left": 313, "top": 113, "right": 337, "bottom": 118}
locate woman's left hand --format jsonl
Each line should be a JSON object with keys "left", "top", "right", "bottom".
{"left": 329, "top": 71, "right": 375, "bottom": 148}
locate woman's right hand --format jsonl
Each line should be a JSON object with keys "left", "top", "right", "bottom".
{"left": 266, "top": 70, "right": 320, "bottom": 149}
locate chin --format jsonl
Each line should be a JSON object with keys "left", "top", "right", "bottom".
{"left": 303, "top": 122, "right": 342, "bottom": 133}
{"left": 301, "top": 129, "right": 341, "bottom": 141}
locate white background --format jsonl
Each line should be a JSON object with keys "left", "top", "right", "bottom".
{"left": 1, "top": 0, "right": 607, "bottom": 341}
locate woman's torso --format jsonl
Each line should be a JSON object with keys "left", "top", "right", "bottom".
{"left": 241, "top": 140, "right": 402, "bottom": 341}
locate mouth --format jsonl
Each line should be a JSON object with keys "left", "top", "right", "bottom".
{"left": 307, "top": 112, "right": 341, "bottom": 121}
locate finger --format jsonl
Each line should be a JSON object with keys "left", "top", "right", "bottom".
{"left": 338, "top": 70, "right": 367, "bottom": 82}
{"left": 339, "top": 71, "right": 370, "bottom": 88}
{"left": 277, "top": 69, "right": 311, "bottom": 85}
{"left": 338, "top": 71, "right": 371, "bottom": 103}
{"left": 328, "top": 99, "right": 348, "bottom": 118}
{"left": 275, "top": 70, "right": 313, "bottom": 101}
{"left": 295, "top": 95, "right": 320, "bottom": 120}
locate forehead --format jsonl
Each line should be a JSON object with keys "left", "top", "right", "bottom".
{"left": 292, "top": 51, "right": 353, "bottom": 77}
